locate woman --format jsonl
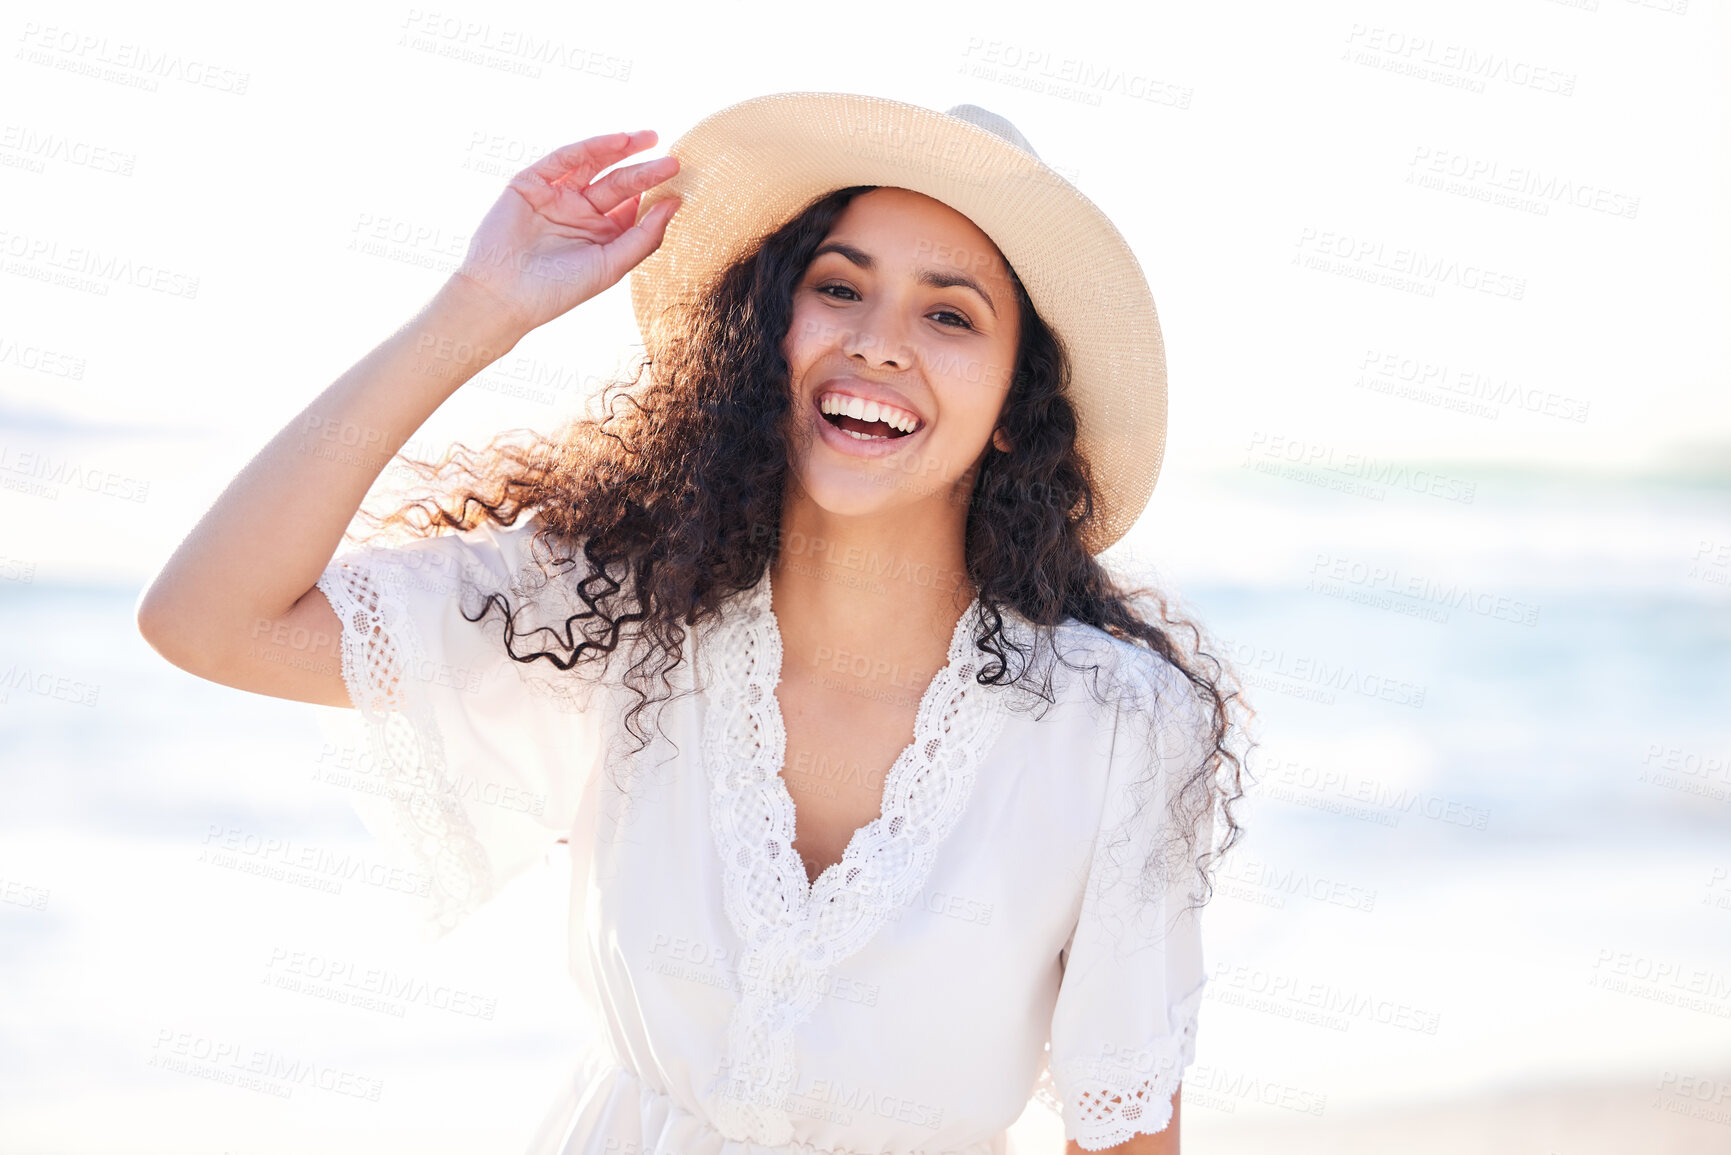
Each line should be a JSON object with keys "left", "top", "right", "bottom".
{"left": 137, "top": 94, "right": 1246, "bottom": 1154}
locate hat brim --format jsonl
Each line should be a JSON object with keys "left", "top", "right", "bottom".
{"left": 628, "top": 91, "right": 1166, "bottom": 556}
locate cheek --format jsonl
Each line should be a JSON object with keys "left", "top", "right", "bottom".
{"left": 783, "top": 299, "right": 832, "bottom": 372}
{"left": 933, "top": 358, "right": 1012, "bottom": 435}
{"left": 779, "top": 326, "right": 803, "bottom": 380}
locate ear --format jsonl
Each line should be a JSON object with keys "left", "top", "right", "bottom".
{"left": 992, "top": 426, "right": 1013, "bottom": 453}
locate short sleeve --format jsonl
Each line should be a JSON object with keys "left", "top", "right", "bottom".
{"left": 314, "top": 514, "right": 616, "bottom": 942}
{"left": 1047, "top": 647, "right": 1211, "bottom": 1150}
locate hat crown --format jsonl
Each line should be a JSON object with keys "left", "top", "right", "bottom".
{"left": 943, "top": 103, "right": 1041, "bottom": 161}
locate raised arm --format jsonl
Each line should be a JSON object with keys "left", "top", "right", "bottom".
{"left": 135, "top": 131, "right": 681, "bottom": 707}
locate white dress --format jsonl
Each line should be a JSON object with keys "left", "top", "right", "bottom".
{"left": 314, "top": 514, "right": 1210, "bottom": 1154}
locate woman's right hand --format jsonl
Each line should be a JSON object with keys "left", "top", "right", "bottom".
{"left": 135, "top": 131, "right": 680, "bottom": 709}
{"left": 451, "top": 130, "right": 682, "bottom": 336}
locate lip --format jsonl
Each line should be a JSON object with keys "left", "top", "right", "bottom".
{"left": 808, "top": 377, "right": 928, "bottom": 460}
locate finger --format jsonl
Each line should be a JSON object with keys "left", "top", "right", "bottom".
{"left": 600, "top": 196, "right": 680, "bottom": 283}
{"left": 604, "top": 192, "right": 642, "bottom": 234}
{"left": 584, "top": 155, "right": 679, "bottom": 216}
{"left": 521, "top": 130, "right": 658, "bottom": 190}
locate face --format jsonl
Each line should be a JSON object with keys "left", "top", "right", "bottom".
{"left": 781, "top": 186, "right": 1022, "bottom": 521}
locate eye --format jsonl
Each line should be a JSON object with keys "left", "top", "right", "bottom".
{"left": 812, "top": 281, "right": 975, "bottom": 331}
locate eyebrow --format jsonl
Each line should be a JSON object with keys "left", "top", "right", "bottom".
{"left": 810, "top": 241, "right": 999, "bottom": 319}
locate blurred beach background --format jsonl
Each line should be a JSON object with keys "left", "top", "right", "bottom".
{"left": 2, "top": 1, "right": 1727, "bottom": 1152}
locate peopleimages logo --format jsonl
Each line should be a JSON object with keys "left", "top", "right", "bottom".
{"left": 0, "top": 228, "right": 200, "bottom": 298}
{"left": 1308, "top": 552, "right": 1541, "bottom": 628}
{"left": 0, "top": 334, "right": 87, "bottom": 379}
{"left": 0, "top": 445, "right": 150, "bottom": 503}
{"left": 1216, "top": 854, "right": 1379, "bottom": 913}
{"left": 1243, "top": 433, "right": 1477, "bottom": 506}
{"left": 1216, "top": 635, "right": 1428, "bottom": 710}
{"left": 148, "top": 1028, "right": 384, "bottom": 1101}
{"left": 1353, "top": 348, "right": 1591, "bottom": 425}
{"left": 1260, "top": 756, "right": 1492, "bottom": 831}
{"left": 1207, "top": 962, "right": 1443, "bottom": 1035}
{"left": 957, "top": 37, "right": 1194, "bottom": 110}
{"left": 14, "top": 22, "right": 252, "bottom": 95}
{"left": 1293, "top": 227, "right": 1526, "bottom": 301}
{"left": 1341, "top": 24, "right": 1577, "bottom": 97}
{"left": 1407, "top": 146, "right": 1640, "bottom": 220}
{"left": 0, "top": 125, "right": 136, "bottom": 176}
{"left": 0, "top": 665, "right": 100, "bottom": 707}
{"left": 199, "top": 825, "right": 433, "bottom": 898}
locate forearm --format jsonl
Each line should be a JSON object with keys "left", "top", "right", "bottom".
{"left": 137, "top": 274, "right": 527, "bottom": 665}
{"left": 137, "top": 129, "right": 679, "bottom": 696}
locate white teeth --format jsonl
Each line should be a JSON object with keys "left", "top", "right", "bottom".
{"left": 819, "top": 392, "right": 922, "bottom": 435}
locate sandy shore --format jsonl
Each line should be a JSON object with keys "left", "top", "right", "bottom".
{"left": 1003, "top": 1077, "right": 1731, "bottom": 1154}
{"left": 1180, "top": 1078, "right": 1731, "bottom": 1154}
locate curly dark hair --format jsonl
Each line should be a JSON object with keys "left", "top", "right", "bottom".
{"left": 358, "top": 184, "right": 1251, "bottom": 908}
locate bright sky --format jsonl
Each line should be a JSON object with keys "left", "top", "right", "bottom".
{"left": 1, "top": 0, "right": 1726, "bottom": 583}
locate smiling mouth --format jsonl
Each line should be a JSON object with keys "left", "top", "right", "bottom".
{"left": 823, "top": 411, "right": 910, "bottom": 441}
{"left": 816, "top": 393, "right": 923, "bottom": 442}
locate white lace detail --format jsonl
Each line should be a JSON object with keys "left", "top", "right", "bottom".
{"left": 316, "top": 551, "right": 495, "bottom": 936}
{"left": 1059, "top": 983, "right": 1203, "bottom": 1150}
{"left": 699, "top": 569, "right": 1014, "bottom": 1146}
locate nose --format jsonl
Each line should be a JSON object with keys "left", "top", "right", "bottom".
{"left": 839, "top": 301, "right": 913, "bottom": 371}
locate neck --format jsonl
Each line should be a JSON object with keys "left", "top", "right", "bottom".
{"left": 768, "top": 484, "right": 977, "bottom": 666}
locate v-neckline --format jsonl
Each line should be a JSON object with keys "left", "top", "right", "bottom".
{"left": 697, "top": 565, "right": 1018, "bottom": 1146}
{"left": 758, "top": 564, "right": 984, "bottom": 903}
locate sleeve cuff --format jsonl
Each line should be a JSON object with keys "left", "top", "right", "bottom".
{"left": 1056, "top": 980, "right": 1204, "bottom": 1150}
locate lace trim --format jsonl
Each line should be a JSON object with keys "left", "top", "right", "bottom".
{"left": 1057, "top": 983, "right": 1204, "bottom": 1151}
{"left": 699, "top": 569, "right": 1015, "bottom": 1146}
{"left": 316, "top": 551, "right": 495, "bottom": 937}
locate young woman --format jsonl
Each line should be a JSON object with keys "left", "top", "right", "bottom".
{"left": 137, "top": 94, "right": 1245, "bottom": 1155}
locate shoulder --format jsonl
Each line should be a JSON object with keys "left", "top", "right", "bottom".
{"left": 379, "top": 514, "right": 604, "bottom": 615}
{"left": 1047, "top": 622, "right": 1219, "bottom": 891}
{"left": 1041, "top": 618, "right": 1201, "bottom": 718}
{"left": 344, "top": 512, "right": 545, "bottom": 585}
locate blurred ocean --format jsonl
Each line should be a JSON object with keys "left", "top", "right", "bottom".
{"left": 3, "top": 469, "right": 1727, "bottom": 1154}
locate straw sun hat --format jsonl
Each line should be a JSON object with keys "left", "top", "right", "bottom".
{"left": 627, "top": 91, "right": 1167, "bottom": 555}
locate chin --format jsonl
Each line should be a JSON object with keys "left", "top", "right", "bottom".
{"left": 792, "top": 461, "right": 919, "bottom": 520}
